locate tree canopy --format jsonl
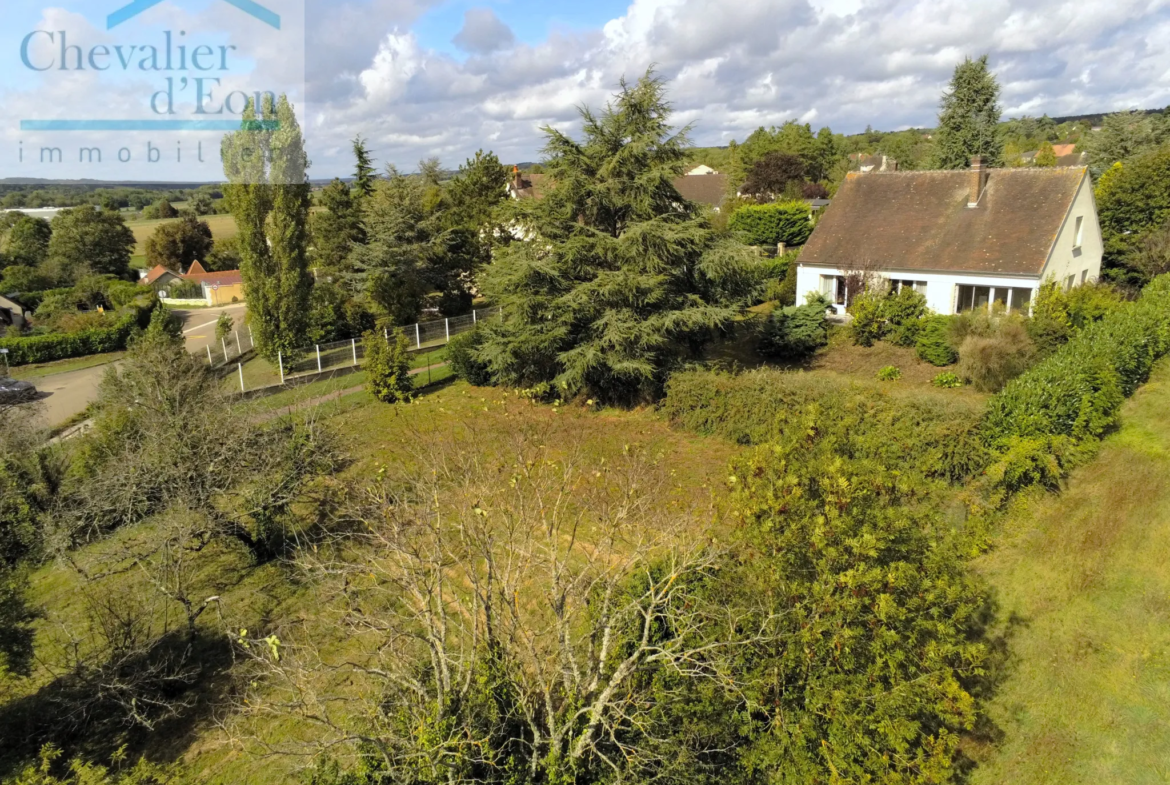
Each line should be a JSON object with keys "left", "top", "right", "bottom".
{"left": 46, "top": 207, "right": 135, "bottom": 283}
{"left": 473, "top": 72, "right": 761, "bottom": 403}
{"left": 144, "top": 214, "right": 214, "bottom": 272}
{"left": 933, "top": 55, "right": 1004, "bottom": 169}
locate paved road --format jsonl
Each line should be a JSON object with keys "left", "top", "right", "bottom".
{"left": 30, "top": 303, "right": 248, "bottom": 427}
{"left": 175, "top": 303, "right": 249, "bottom": 359}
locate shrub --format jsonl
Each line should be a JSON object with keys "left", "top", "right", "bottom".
{"left": 215, "top": 311, "right": 234, "bottom": 343}
{"left": 848, "top": 290, "right": 886, "bottom": 346}
{"left": 884, "top": 287, "right": 927, "bottom": 346}
{"left": 986, "top": 274, "right": 1170, "bottom": 443}
{"left": 0, "top": 299, "right": 155, "bottom": 365}
{"left": 1066, "top": 281, "right": 1124, "bottom": 329}
{"left": 728, "top": 202, "right": 813, "bottom": 247}
{"left": 775, "top": 250, "right": 799, "bottom": 306}
{"left": 1027, "top": 280, "right": 1072, "bottom": 355}
{"left": 932, "top": 372, "right": 963, "bottom": 389}
{"left": 662, "top": 368, "right": 988, "bottom": 482}
{"left": 725, "top": 447, "right": 989, "bottom": 783}
{"left": 956, "top": 319, "right": 1036, "bottom": 393}
{"left": 165, "top": 279, "right": 203, "bottom": 299}
{"left": 758, "top": 294, "right": 829, "bottom": 361}
{"left": 447, "top": 328, "right": 493, "bottom": 386}
{"left": 364, "top": 328, "right": 413, "bottom": 403}
{"left": 876, "top": 365, "right": 901, "bottom": 381}
{"left": 917, "top": 316, "right": 959, "bottom": 366}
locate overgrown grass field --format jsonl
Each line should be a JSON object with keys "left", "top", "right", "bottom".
{"left": 971, "top": 358, "right": 1170, "bottom": 784}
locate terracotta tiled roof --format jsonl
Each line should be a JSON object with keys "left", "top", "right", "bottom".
{"left": 184, "top": 269, "right": 243, "bottom": 286}
{"left": 509, "top": 172, "right": 549, "bottom": 200}
{"left": 672, "top": 173, "right": 728, "bottom": 207}
{"left": 140, "top": 265, "right": 180, "bottom": 285}
{"left": 798, "top": 167, "right": 1088, "bottom": 276}
{"left": 186, "top": 260, "right": 208, "bottom": 275}
{"left": 1052, "top": 144, "right": 1077, "bottom": 157}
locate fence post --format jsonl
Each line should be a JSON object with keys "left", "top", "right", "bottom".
{"left": 248, "top": 326, "right": 254, "bottom": 347}
{"left": 238, "top": 362, "right": 245, "bottom": 393}
{"left": 473, "top": 309, "right": 477, "bottom": 325}
{"left": 235, "top": 330, "right": 242, "bottom": 356}
{"left": 445, "top": 318, "right": 450, "bottom": 343}
{"left": 206, "top": 346, "right": 213, "bottom": 366}
{"left": 352, "top": 338, "right": 358, "bottom": 366}
{"left": 278, "top": 351, "right": 284, "bottom": 385}
{"left": 316, "top": 345, "right": 322, "bottom": 373}
{"left": 415, "top": 323, "right": 421, "bottom": 349}
{"left": 222, "top": 337, "right": 229, "bottom": 362}
{"left": 384, "top": 326, "right": 388, "bottom": 342}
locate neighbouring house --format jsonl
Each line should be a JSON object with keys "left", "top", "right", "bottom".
{"left": 0, "top": 295, "right": 28, "bottom": 329}
{"left": 507, "top": 168, "right": 548, "bottom": 200}
{"left": 673, "top": 173, "right": 729, "bottom": 210}
{"left": 685, "top": 164, "right": 718, "bottom": 176}
{"left": 796, "top": 157, "right": 1103, "bottom": 315}
{"left": 140, "top": 261, "right": 245, "bottom": 306}
{"left": 849, "top": 153, "right": 899, "bottom": 173}
{"left": 183, "top": 262, "right": 245, "bottom": 306}
{"left": 139, "top": 265, "right": 184, "bottom": 289}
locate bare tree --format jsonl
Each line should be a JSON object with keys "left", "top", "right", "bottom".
{"left": 229, "top": 422, "right": 774, "bottom": 782}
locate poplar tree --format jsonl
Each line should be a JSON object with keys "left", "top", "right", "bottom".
{"left": 222, "top": 95, "right": 313, "bottom": 361}
{"left": 475, "top": 72, "right": 762, "bottom": 404}
{"left": 933, "top": 55, "right": 1004, "bottom": 169}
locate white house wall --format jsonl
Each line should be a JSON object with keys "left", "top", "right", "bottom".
{"left": 1040, "top": 173, "right": 1104, "bottom": 286}
{"left": 795, "top": 264, "right": 1041, "bottom": 316}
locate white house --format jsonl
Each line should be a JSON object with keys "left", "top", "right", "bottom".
{"left": 796, "top": 158, "right": 1103, "bottom": 315}
{"left": 685, "top": 164, "right": 718, "bottom": 176}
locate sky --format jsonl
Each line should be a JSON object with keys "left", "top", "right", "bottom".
{"left": 3, "top": 0, "right": 1170, "bottom": 181}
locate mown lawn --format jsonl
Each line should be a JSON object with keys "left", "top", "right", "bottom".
{"left": 6, "top": 351, "right": 124, "bottom": 381}
{"left": 127, "top": 214, "right": 239, "bottom": 259}
{"left": 971, "top": 358, "right": 1170, "bottom": 784}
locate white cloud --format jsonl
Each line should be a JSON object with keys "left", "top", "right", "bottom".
{"left": 8, "top": 0, "right": 1170, "bottom": 180}
{"left": 452, "top": 8, "right": 516, "bottom": 55}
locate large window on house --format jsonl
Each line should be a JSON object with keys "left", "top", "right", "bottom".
{"left": 1074, "top": 216, "right": 1084, "bottom": 249}
{"left": 956, "top": 285, "right": 1034, "bottom": 314}
{"left": 820, "top": 275, "right": 847, "bottom": 305}
{"left": 889, "top": 279, "right": 928, "bottom": 296}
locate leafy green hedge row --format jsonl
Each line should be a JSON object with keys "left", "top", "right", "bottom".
{"left": 662, "top": 368, "right": 989, "bottom": 482}
{"left": 0, "top": 299, "right": 156, "bottom": 366}
{"left": 985, "top": 274, "right": 1170, "bottom": 443}
{"left": 728, "top": 202, "right": 813, "bottom": 247}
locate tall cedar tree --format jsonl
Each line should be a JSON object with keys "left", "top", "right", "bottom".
{"left": 933, "top": 55, "right": 1004, "bottom": 169}
{"left": 311, "top": 178, "right": 365, "bottom": 274}
{"left": 346, "top": 167, "right": 432, "bottom": 325}
{"left": 476, "top": 73, "right": 761, "bottom": 403}
{"left": 352, "top": 135, "right": 376, "bottom": 197}
{"left": 222, "top": 95, "right": 313, "bottom": 361}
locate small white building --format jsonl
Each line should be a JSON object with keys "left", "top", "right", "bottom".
{"left": 685, "top": 164, "right": 718, "bottom": 176}
{"left": 796, "top": 158, "right": 1103, "bottom": 315}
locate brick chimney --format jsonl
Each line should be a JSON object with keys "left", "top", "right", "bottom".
{"left": 967, "top": 156, "right": 989, "bottom": 207}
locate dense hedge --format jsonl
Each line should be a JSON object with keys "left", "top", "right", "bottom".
{"left": 985, "top": 274, "right": 1170, "bottom": 443}
{"left": 757, "top": 296, "right": 829, "bottom": 360}
{"left": 662, "top": 368, "right": 988, "bottom": 482}
{"left": 729, "top": 202, "right": 813, "bottom": 247}
{"left": 0, "top": 299, "right": 156, "bottom": 365}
